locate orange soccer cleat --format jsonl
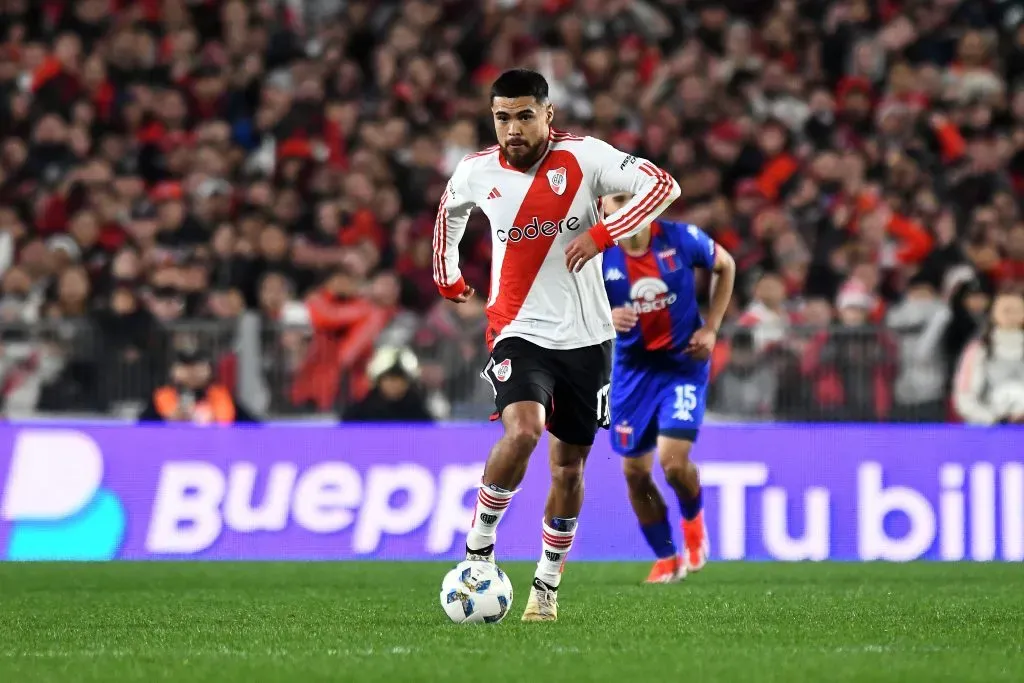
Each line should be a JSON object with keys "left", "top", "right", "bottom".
{"left": 682, "top": 512, "right": 709, "bottom": 572}
{"left": 645, "top": 555, "right": 685, "bottom": 584}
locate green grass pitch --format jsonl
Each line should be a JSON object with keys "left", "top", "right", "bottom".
{"left": 0, "top": 562, "right": 1021, "bottom": 682}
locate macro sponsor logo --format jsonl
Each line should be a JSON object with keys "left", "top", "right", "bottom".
{"left": 497, "top": 216, "right": 581, "bottom": 243}
{"left": 629, "top": 277, "right": 677, "bottom": 314}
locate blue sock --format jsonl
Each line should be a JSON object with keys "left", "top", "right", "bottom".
{"left": 640, "top": 517, "right": 677, "bottom": 559}
{"left": 680, "top": 488, "right": 702, "bottom": 521}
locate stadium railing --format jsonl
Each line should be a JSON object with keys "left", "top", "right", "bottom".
{"left": 0, "top": 319, "right": 955, "bottom": 423}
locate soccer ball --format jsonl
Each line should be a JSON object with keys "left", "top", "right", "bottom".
{"left": 439, "top": 560, "right": 514, "bottom": 624}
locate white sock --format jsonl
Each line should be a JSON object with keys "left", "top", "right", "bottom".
{"left": 466, "top": 484, "right": 515, "bottom": 552}
{"left": 535, "top": 518, "right": 577, "bottom": 589}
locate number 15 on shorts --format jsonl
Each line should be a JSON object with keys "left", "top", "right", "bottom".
{"left": 673, "top": 384, "right": 698, "bottom": 421}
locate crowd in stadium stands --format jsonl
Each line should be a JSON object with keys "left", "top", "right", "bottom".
{"left": 0, "top": 0, "right": 1022, "bottom": 423}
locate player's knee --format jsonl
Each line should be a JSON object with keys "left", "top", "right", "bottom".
{"left": 661, "top": 460, "right": 688, "bottom": 484}
{"left": 622, "top": 459, "right": 654, "bottom": 493}
{"left": 662, "top": 456, "right": 698, "bottom": 486}
{"left": 658, "top": 439, "right": 694, "bottom": 478}
{"left": 505, "top": 418, "right": 543, "bottom": 456}
{"left": 552, "top": 459, "right": 585, "bottom": 493}
{"left": 624, "top": 469, "right": 654, "bottom": 495}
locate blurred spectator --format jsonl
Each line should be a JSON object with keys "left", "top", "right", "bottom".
{"left": 954, "top": 292, "right": 1024, "bottom": 425}
{"left": 343, "top": 346, "right": 433, "bottom": 423}
{"left": 886, "top": 275, "right": 952, "bottom": 421}
{"left": 256, "top": 270, "right": 310, "bottom": 414}
{"left": 396, "top": 220, "right": 442, "bottom": 314}
{"left": 801, "top": 297, "right": 835, "bottom": 331}
{"left": 46, "top": 265, "right": 91, "bottom": 320}
{"left": 257, "top": 271, "right": 304, "bottom": 325}
{"left": 943, "top": 275, "right": 993, "bottom": 382}
{"left": 708, "top": 328, "right": 779, "bottom": 419}
{"left": 801, "top": 283, "right": 897, "bottom": 421}
{"left": 995, "top": 224, "right": 1024, "bottom": 291}
{"left": 93, "top": 282, "right": 163, "bottom": 412}
{"left": 738, "top": 272, "right": 795, "bottom": 352}
{"left": 372, "top": 271, "right": 418, "bottom": 349}
{"left": 139, "top": 348, "right": 257, "bottom": 425}
{"left": 414, "top": 295, "right": 491, "bottom": 420}
{"left": 0, "top": 267, "right": 42, "bottom": 325}
{"left": 34, "top": 265, "right": 98, "bottom": 411}
{"left": 291, "top": 268, "right": 390, "bottom": 411}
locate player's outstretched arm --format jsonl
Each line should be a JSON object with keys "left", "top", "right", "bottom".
{"left": 434, "top": 160, "right": 477, "bottom": 302}
{"left": 565, "top": 138, "right": 680, "bottom": 272}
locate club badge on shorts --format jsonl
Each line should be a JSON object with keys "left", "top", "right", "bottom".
{"left": 614, "top": 422, "right": 634, "bottom": 450}
{"left": 546, "top": 167, "right": 567, "bottom": 195}
{"left": 493, "top": 358, "right": 512, "bottom": 382}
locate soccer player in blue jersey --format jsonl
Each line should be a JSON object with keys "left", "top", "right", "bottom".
{"left": 601, "top": 193, "right": 736, "bottom": 583}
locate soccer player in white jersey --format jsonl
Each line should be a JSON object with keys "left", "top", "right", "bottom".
{"left": 433, "top": 69, "right": 681, "bottom": 622}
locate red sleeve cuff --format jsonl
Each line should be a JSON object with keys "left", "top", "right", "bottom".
{"left": 589, "top": 222, "right": 614, "bottom": 250}
{"left": 437, "top": 276, "right": 467, "bottom": 299}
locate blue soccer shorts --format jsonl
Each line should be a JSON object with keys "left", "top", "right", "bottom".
{"left": 609, "top": 364, "right": 709, "bottom": 457}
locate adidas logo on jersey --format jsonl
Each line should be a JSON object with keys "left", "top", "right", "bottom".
{"left": 629, "top": 277, "right": 677, "bottom": 314}
{"left": 487, "top": 187, "right": 502, "bottom": 200}
{"left": 605, "top": 268, "right": 625, "bottom": 281}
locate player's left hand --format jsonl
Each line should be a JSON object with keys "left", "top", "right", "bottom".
{"left": 445, "top": 285, "right": 476, "bottom": 303}
{"left": 565, "top": 232, "right": 600, "bottom": 273}
{"left": 611, "top": 305, "right": 638, "bottom": 332}
{"left": 685, "top": 326, "right": 717, "bottom": 360}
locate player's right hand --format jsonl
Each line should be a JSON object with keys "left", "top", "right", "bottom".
{"left": 446, "top": 285, "right": 475, "bottom": 303}
{"left": 611, "top": 305, "right": 638, "bottom": 332}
